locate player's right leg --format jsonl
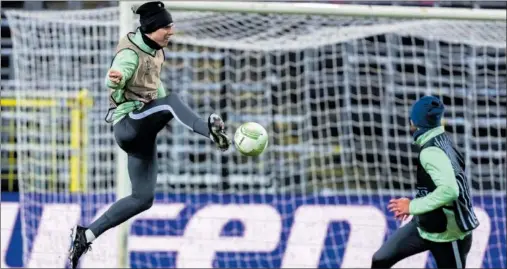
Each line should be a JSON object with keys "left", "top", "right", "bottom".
{"left": 429, "top": 233, "right": 472, "bottom": 268}
{"left": 371, "top": 220, "right": 429, "bottom": 268}
{"left": 69, "top": 119, "right": 158, "bottom": 269}
{"left": 69, "top": 152, "right": 158, "bottom": 268}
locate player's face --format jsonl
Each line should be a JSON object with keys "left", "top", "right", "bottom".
{"left": 151, "top": 24, "right": 174, "bottom": 47}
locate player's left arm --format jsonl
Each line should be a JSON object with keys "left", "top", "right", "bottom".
{"left": 409, "top": 147, "right": 459, "bottom": 215}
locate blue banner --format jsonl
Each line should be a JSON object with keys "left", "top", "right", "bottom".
{"left": 1, "top": 192, "right": 505, "bottom": 268}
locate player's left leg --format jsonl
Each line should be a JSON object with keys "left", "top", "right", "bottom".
{"left": 160, "top": 92, "right": 231, "bottom": 151}
{"left": 429, "top": 233, "right": 472, "bottom": 269}
{"left": 128, "top": 92, "right": 231, "bottom": 151}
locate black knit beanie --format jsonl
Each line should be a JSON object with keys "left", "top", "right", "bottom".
{"left": 134, "top": 1, "right": 173, "bottom": 33}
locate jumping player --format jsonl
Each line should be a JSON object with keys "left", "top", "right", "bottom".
{"left": 68, "top": 2, "right": 230, "bottom": 268}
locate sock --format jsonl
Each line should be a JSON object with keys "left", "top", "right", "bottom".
{"left": 85, "top": 229, "right": 96, "bottom": 243}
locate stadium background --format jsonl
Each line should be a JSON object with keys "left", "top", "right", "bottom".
{"left": 1, "top": 1, "right": 505, "bottom": 268}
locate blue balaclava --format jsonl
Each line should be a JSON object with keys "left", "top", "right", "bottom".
{"left": 409, "top": 96, "right": 445, "bottom": 140}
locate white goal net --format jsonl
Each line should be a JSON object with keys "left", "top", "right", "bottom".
{"left": 4, "top": 3, "right": 506, "bottom": 268}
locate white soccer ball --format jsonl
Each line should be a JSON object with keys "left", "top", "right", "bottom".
{"left": 233, "top": 122, "right": 268, "bottom": 157}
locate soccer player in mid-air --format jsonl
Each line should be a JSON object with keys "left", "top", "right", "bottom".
{"left": 371, "top": 96, "right": 479, "bottom": 268}
{"left": 68, "top": 2, "right": 230, "bottom": 268}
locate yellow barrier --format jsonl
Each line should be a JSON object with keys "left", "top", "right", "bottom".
{"left": 0, "top": 89, "right": 93, "bottom": 193}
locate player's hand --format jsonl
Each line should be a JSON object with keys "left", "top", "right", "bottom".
{"left": 108, "top": 69, "right": 123, "bottom": 84}
{"left": 396, "top": 212, "right": 410, "bottom": 222}
{"left": 388, "top": 197, "right": 411, "bottom": 221}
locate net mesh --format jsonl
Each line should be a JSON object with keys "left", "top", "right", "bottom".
{"left": 4, "top": 6, "right": 506, "bottom": 268}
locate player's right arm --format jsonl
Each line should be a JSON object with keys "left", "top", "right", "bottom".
{"left": 106, "top": 49, "right": 139, "bottom": 90}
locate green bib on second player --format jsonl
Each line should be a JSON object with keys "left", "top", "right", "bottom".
{"left": 415, "top": 132, "right": 479, "bottom": 235}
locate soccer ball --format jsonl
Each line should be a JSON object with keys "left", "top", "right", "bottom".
{"left": 233, "top": 122, "right": 268, "bottom": 157}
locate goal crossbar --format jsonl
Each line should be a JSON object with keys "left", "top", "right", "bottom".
{"left": 127, "top": 1, "right": 506, "bottom": 21}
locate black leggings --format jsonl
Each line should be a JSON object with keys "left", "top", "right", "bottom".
{"left": 88, "top": 93, "right": 210, "bottom": 238}
{"left": 371, "top": 220, "right": 472, "bottom": 268}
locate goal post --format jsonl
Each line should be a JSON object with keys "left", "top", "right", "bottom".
{"left": 117, "top": 2, "right": 134, "bottom": 268}
{"left": 124, "top": 1, "right": 507, "bottom": 20}
{"left": 4, "top": 2, "right": 506, "bottom": 268}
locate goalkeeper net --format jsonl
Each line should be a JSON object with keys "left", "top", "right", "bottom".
{"left": 4, "top": 3, "right": 506, "bottom": 268}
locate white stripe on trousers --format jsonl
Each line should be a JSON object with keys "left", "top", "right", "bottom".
{"left": 451, "top": 241, "right": 463, "bottom": 269}
{"left": 128, "top": 104, "right": 193, "bottom": 131}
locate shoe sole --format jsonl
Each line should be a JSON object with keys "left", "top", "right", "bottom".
{"left": 214, "top": 133, "right": 229, "bottom": 149}
{"left": 69, "top": 225, "right": 78, "bottom": 266}
{"left": 209, "top": 116, "right": 229, "bottom": 150}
